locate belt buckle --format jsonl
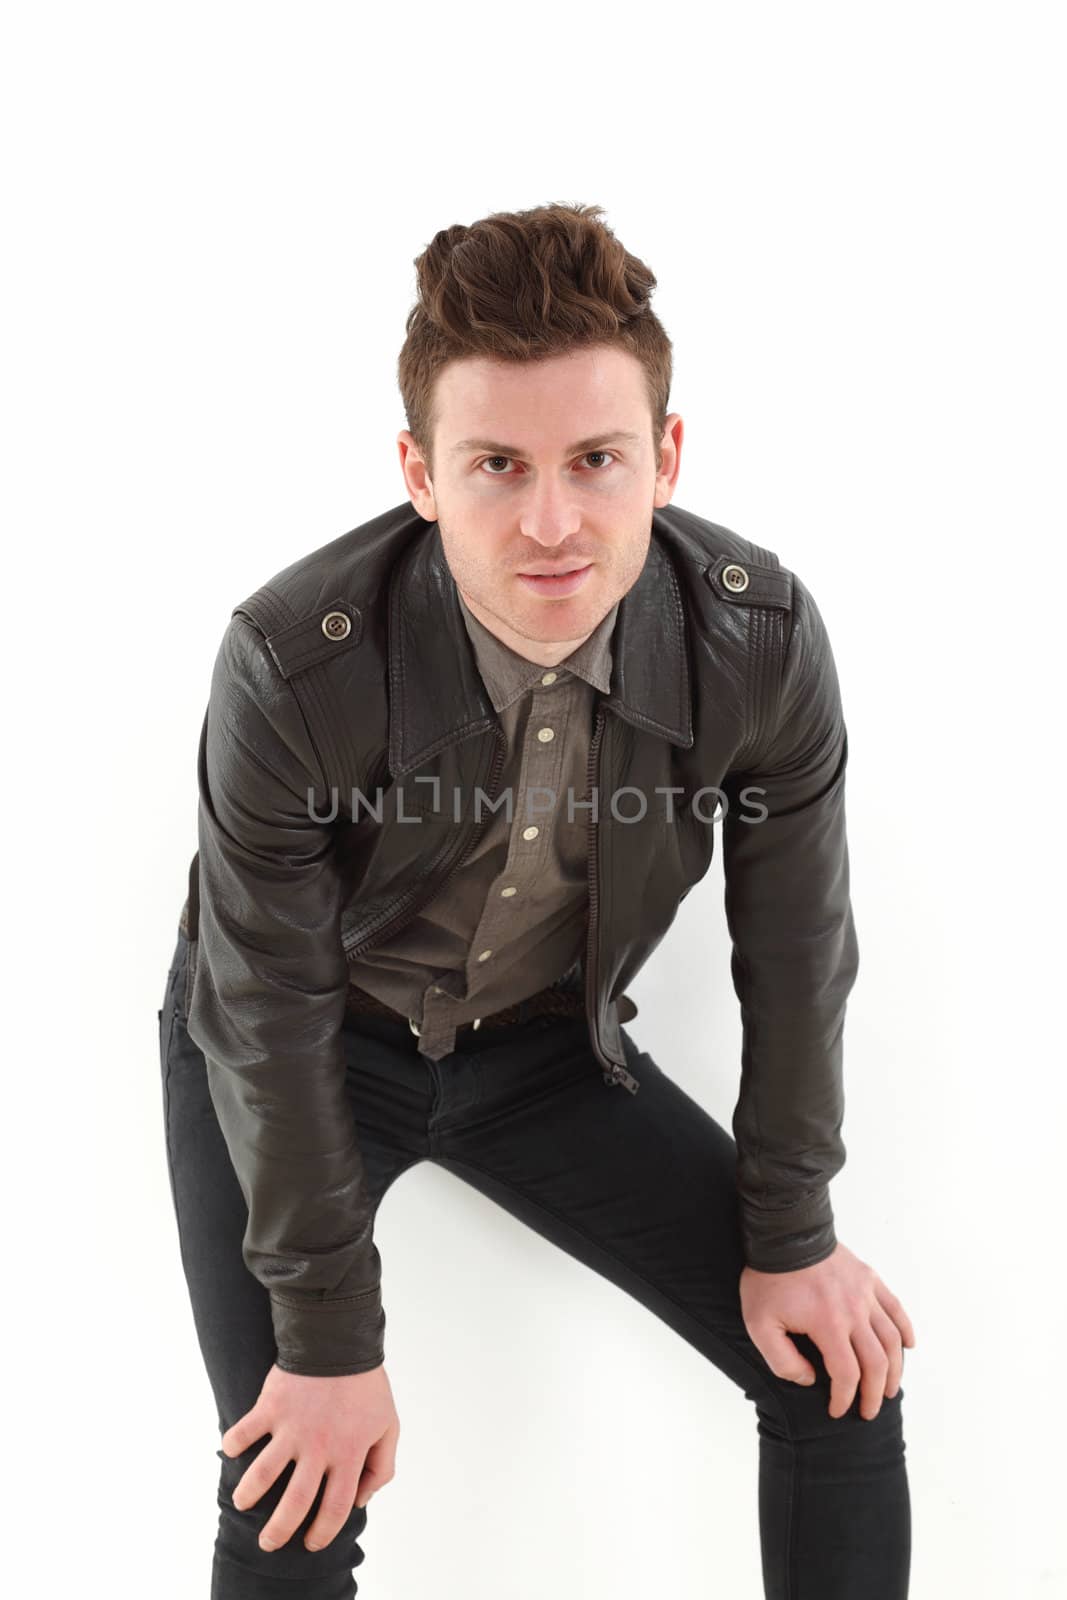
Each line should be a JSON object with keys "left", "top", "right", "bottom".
{"left": 411, "top": 1015, "right": 482, "bottom": 1037}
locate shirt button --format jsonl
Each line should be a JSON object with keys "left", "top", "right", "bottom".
{"left": 522, "top": 825, "right": 539, "bottom": 840}
{"left": 541, "top": 671, "right": 557, "bottom": 685}
{"left": 537, "top": 727, "right": 555, "bottom": 742}
{"left": 500, "top": 886, "right": 517, "bottom": 897}
{"left": 477, "top": 949, "right": 492, "bottom": 961}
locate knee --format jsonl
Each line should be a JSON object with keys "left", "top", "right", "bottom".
{"left": 753, "top": 1326, "right": 905, "bottom": 1433}
{"left": 755, "top": 1378, "right": 908, "bottom": 1465}
{"left": 215, "top": 1446, "right": 368, "bottom": 1584}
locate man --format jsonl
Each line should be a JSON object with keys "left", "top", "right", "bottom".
{"left": 159, "top": 201, "right": 915, "bottom": 1597}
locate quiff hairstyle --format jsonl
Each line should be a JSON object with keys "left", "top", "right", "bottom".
{"left": 397, "top": 201, "right": 673, "bottom": 479}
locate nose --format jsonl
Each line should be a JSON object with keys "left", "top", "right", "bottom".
{"left": 517, "top": 472, "right": 582, "bottom": 547}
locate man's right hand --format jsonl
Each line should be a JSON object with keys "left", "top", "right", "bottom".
{"left": 221, "top": 1361, "right": 400, "bottom": 1554}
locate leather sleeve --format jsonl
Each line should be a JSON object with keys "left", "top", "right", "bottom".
{"left": 720, "top": 573, "right": 860, "bottom": 1273}
{"left": 185, "top": 614, "right": 386, "bottom": 1375}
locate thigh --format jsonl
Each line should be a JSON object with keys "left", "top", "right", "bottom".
{"left": 432, "top": 1021, "right": 798, "bottom": 1413}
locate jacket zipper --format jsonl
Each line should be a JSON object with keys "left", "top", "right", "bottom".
{"left": 342, "top": 726, "right": 508, "bottom": 962}
{"left": 586, "top": 703, "right": 640, "bottom": 1095}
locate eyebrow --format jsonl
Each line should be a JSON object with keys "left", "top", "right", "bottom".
{"left": 449, "top": 430, "right": 644, "bottom": 458}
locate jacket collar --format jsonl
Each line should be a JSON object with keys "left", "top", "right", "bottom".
{"left": 387, "top": 518, "right": 693, "bottom": 778}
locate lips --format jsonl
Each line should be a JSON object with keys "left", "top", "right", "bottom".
{"left": 518, "top": 565, "right": 588, "bottom": 576}
{"left": 516, "top": 563, "right": 593, "bottom": 597}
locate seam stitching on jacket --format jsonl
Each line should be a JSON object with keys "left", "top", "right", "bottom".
{"left": 270, "top": 1287, "right": 381, "bottom": 1312}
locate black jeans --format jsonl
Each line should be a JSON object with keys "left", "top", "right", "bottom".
{"left": 159, "top": 929, "right": 911, "bottom": 1598}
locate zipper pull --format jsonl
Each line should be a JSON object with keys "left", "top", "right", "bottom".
{"left": 602, "top": 1063, "right": 641, "bottom": 1094}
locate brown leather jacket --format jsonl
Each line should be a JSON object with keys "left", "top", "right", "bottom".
{"left": 179, "top": 499, "right": 859, "bottom": 1375}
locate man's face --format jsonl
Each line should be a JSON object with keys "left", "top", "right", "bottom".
{"left": 398, "top": 344, "right": 683, "bottom": 664}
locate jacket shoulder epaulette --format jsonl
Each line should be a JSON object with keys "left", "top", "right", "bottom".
{"left": 652, "top": 502, "right": 796, "bottom": 611}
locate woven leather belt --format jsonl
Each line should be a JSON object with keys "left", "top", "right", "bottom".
{"left": 344, "top": 978, "right": 586, "bottom": 1034}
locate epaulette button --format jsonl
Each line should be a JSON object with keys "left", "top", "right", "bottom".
{"left": 321, "top": 610, "right": 352, "bottom": 640}
{"left": 720, "top": 563, "right": 750, "bottom": 594}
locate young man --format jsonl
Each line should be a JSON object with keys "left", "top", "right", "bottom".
{"left": 159, "top": 201, "right": 915, "bottom": 1598}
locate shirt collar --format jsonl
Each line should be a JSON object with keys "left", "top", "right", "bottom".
{"left": 456, "top": 588, "right": 619, "bottom": 714}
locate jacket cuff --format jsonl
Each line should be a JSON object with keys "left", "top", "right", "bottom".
{"left": 739, "top": 1187, "right": 838, "bottom": 1274}
{"left": 269, "top": 1287, "right": 386, "bottom": 1377}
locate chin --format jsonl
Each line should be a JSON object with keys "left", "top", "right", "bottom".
{"left": 519, "top": 604, "right": 600, "bottom": 643}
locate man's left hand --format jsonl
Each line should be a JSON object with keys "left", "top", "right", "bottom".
{"left": 740, "top": 1242, "right": 916, "bottom": 1420}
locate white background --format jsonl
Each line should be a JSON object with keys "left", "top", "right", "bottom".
{"left": 5, "top": 3, "right": 1065, "bottom": 1596}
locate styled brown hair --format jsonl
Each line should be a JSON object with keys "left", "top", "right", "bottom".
{"left": 397, "top": 201, "right": 673, "bottom": 478}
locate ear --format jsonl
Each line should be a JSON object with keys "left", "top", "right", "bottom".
{"left": 397, "top": 430, "right": 438, "bottom": 520}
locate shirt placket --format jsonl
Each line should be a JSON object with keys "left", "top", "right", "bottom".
{"left": 413, "top": 667, "right": 572, "bottom": 1061}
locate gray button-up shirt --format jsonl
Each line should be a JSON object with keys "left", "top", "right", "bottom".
{"left": 345, "top": 589, "right": 620, "bottom": 1060}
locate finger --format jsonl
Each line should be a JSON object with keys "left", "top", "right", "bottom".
{"left": 355, "top": 1428, "right": 400, "bottom": 1508}
{"left": 874, "top": 1281, "right": 916, "bottom": 1347}
{"left": 305, "top": 1464, "right": 362, "bottom": 1552}
{"left": 259, "top": 1456, "right": 325, "bottom": 1553}
{"left": 232, "top": 1438, "right": 293, "bottom": 1514}
{"left": 870, "top": 1305, "right": 904, "bottom": 1398}
{"left": 818, "top": 1330, "right": 861, "bottom": 1419}
{"left": 850, "top": 1324, "right": 890, "bottom": 1421}
{"left": 749, "top": 1325, "right": 818, "bottom": 1386}
{"left": 221, "top": 1406, "right": 271, "bottom": 1460}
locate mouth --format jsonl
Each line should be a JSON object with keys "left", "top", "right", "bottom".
{"left": 516, "top": 563, "right": 593, "bottom": 597}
